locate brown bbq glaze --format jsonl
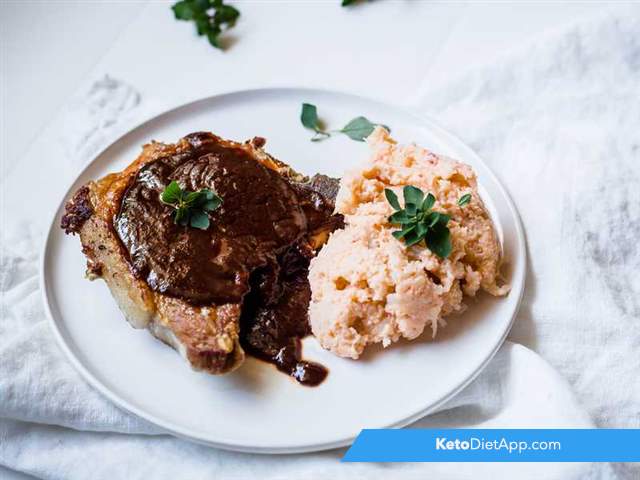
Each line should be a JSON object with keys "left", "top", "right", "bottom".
{"left": 114, "top": 133, "right": 306, "bottom": 305}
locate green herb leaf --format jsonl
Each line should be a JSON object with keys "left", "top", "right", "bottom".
{"left": 393, "top": 224, "right": 416, "bottom": 240}
{"left": 207, "top": 27, "right": 222, "bottom": 48}
{"left": 161, "top": 180, "right": 183, "bottom": 204}
{"left": 415, "top": 222, "right": 427, "bottom": 237}
{"left": 458, "top": 193, "right": 472, "bottom": 206}
{"left": 161, "top": 182, "right": 222, "bottom": 230}
{"left": 214, "top": 4, "right": 240, "bottom": 25}
{"left": 184, "top": 190, "right": 203, "bottom": 205}
{"left": 172, "top": 1, "right": 196, "bottom": 20}
{"left": 436, "top": 213, "right": 451, "bottom": 225}
{"left": 404, "top": 230, "right": 425, "bottom": 247}
{"left": 388, "top": 211, "right": 412, "bottom": 225}
{"left": 384, "top": 188, "right": 401, "bottom": 210}
{"left": 422, "top": 193, "right": 436, "bottom": 211}
{"left": 426, "top": 211, "right": 440, "bottom": 228}
{"left": 384, "top": 184, "right": 454, "bottom": 258}
{"left": 404, "top": 202, "right": 418, "bottom": 217}
{"left": 340, "top": 116, "right": 377, "bottom": 142}
{"left": 301, "top": 103, "right": 320, "bottom": 130}
{"left": 171, "top": 0, "right": 240, "bottom": 50}
{"left": 203, "top": 196, "right": 222, "bottom": 211}
{"left": 425, "top": 224, "right": 452, "bottom": 258}
{"left": 301, "top": 103, "right": 332, "bottom": 141}
{"left": 194, "top": 12, "right": 210, "bottom": 35}
{"left": 403, "top": 185, "right": 424, "bottom": 206}
{"left": 174, "top": 207, "right": 188, "bottom": 226}
{"left": 189, "top": 210, "right": 211, "bottom": 230}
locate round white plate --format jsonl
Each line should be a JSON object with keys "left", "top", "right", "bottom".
{"left": 41, "top": 88, "right": 525, "bottom": 454}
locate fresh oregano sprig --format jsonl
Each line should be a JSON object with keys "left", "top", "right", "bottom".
{"left": 161, "top": 180, "right": 222, "bottom": 230}
{"left": 385, "top": 188, "right": 473, "bottom": 257}
{"left": 300, "top": 103, "right": 388, "bottom": 142}
{"left": 171, "top": 1, "right": 378, "bottom": 50}
{"left": 171, "top": 0, "right": 240, "bottom": 50}
{"left": 384, "top": 186, "right": 453, "bottom": 257}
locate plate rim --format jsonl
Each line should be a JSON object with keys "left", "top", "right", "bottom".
{"left": 40, "top": 87, "right": 527, "bottom": 454}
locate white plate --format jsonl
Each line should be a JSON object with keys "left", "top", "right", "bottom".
{"left": 41, "top": 88, "right": 526, "bottom": 454}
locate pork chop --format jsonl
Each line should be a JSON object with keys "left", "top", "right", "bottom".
{"left": 61, "top": 132, "right": 340, "bottom": 377}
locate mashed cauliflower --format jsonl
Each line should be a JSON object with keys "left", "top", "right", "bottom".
{"left": 309, "top": 127, "right": 509, "bottom": 359}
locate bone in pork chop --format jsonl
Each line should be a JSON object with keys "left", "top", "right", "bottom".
{"left": 61, "top": 132, "right": 341, "bottom": 383}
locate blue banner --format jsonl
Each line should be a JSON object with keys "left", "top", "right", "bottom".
{"left": 342, "top": 429, "right": 640, "bottom": 462}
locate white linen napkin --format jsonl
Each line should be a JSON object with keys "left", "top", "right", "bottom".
{"left": 2, "top": 7, "right": 638, "bottom": 480}
{"left": 418, "top": 6, "right": 640, "bottom": 433}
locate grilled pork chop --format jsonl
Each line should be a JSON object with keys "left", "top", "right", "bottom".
{"left": 61, "top": 132, "right": 341, "bottom": 379}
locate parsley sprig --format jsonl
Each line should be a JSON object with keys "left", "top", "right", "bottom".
{"left": 161, "top": 181, "right": 222, "bottom": 230}
{"left": 300, "top": 103, "right": 387, "bottom": 142}
{"left": 385, "top": 186, "right": 454, "bottom": 258}
{"left": 171, "top": 0, "right": 240, "bottom": 50}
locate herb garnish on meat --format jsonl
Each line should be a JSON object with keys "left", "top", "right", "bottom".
{"left": 161, "top": 180, "right": 222, "bottom": 230}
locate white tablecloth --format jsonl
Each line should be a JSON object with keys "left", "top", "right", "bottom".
{"left": 1, "top": 4, "right": 638, "bottom": 480}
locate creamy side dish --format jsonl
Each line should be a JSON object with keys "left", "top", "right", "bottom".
{"left": 309, "top": 127, "right": 509, "bottom": 359}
